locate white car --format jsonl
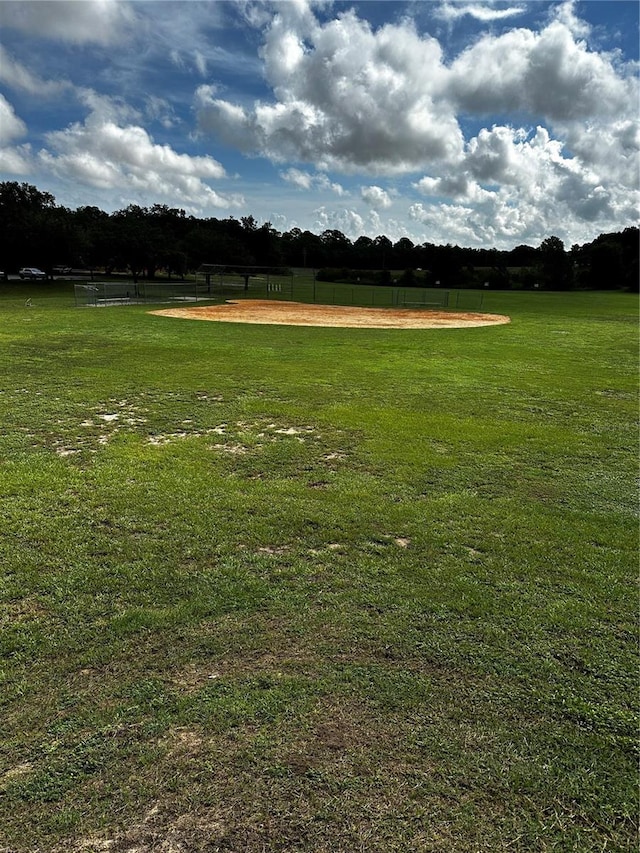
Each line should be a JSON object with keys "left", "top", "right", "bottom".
{"left": 19, "top": 267, "right": 47, "bottom": 279}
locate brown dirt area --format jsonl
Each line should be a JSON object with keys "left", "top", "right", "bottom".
{"left": 150, "top": 299, "right": 511, "bottom": 329}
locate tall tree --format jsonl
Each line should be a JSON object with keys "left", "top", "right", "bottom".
{"left": 0, "top": 182, "right": 58, "bottom": 272}
{"left": 321, "top": 230, "right": 352, "bottom": 267}
{"left": 539, "top": 236, "right": 572, "bottom": 290}
{"left": 72, "top": 206, "right": 110, "bottom": 270}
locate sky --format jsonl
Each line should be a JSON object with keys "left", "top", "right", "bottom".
{"left": 0, "top": 0, "right": 638, "bottom": 249}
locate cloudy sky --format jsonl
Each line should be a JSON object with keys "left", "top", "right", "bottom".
{"left": 0, "top": 0, "right": 638, "bottom": 248}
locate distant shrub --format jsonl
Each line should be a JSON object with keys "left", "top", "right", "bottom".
{"left": 315, "top": 267, "right": 350, "bottom": 282}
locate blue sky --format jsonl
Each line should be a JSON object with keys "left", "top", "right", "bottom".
{"left": 0, "top": 0, "right": 638, "bottom": 248}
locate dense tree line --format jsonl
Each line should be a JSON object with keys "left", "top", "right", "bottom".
{"left": 0, "top": 181, "right": 637, "bottom": 291}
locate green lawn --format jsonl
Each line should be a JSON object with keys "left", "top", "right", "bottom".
{"left": 0, "top": 285, "right": 637, "bottom": 852}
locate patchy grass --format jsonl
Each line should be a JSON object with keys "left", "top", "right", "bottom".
{"left": 0, "top": 287, "right": 637, "bottom": 852}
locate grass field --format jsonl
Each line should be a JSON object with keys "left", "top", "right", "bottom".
{"left": 0, "top": 284, "right": 637, "bottom": 852}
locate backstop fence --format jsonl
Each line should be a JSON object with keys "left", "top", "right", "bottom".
{"left": 74, "top": 281, "right": 217, "bottom": 307}
{"left": 75, "top": 273, "right": 485, "bottom": 311}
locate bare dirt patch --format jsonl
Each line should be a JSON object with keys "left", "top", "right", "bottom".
{"left": 150, "top": 300, "right": 510, "bottom": 329}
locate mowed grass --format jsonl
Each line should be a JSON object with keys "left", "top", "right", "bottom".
{"left": 0, "top": 286, "right": 637, "bottom": 852}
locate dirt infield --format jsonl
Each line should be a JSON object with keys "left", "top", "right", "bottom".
{"left": 150, "top": 300, "right": 511, "bottom": 329}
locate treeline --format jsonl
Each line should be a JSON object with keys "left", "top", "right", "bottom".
{"left": 1, "top": 181, "right": 637, "bottom": 290}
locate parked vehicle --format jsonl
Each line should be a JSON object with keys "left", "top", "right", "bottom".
{"left": 19, "top": 267, "right": 46, "bottom": 279}
{"left": 52, "top": 265, "right": 72, "bottom": 275}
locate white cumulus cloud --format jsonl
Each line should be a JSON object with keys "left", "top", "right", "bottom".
{"left": 0, "top": 94, "right": 31, "bottom": 173}
{"left": 0, "top": 94, "right": 27, "bottom": 145}
{"left": 313, "top": 206, "right": 365, "bottom": 239}
{"left": 361, "top": 186, "right": 392, "bottom": 209}
{"left": 196, "top": 0, "right": 637, "bottom": 200}
{"left": 280, "top": 167, "right": 346, "bottom": 196}
{"left": 197, "top": 9, "right": 463, "bottom": 174}
{"left": 447, "top": 19, "right": 635, "bottom": 121}
{"left": 411, "top": 124, "right": 637, "bottom": 246}
{"left": 39, "top": 112, "right": 241, "bottom": 211}
{"left": 280, "top": 167, "right": 313, "bottom": 190}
